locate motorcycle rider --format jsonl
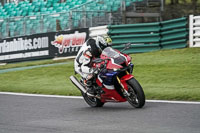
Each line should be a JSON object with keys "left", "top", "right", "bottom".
{"left": 74, "top": 35, "right": 112, "bottom": 94}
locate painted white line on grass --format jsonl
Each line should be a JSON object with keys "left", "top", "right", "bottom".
{"left": 0, "top": 92, "right": 200, "bottom": 105}
{"left": 0, "top": 63, "right": 6, "bottom": 66}
{"left": 52, "top": 56, "right": 76, "bottom": 61}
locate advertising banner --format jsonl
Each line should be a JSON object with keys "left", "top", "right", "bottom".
{"left": 0, "top": 28, "right": 89, "bottom": 63}
{"left": 50, "top": 28, "right": 89, "bottom": 57}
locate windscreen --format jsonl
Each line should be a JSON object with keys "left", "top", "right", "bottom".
{"left": 102, "top": 47, "right": 121, "bottom": 58}
{"left": 102, "top": 47, "right": 126, "bottom": 65}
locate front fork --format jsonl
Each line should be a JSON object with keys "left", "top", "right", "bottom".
{"left": 116, "top": 71, "right": 134, "bottom": 97}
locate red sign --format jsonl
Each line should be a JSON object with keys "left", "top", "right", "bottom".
{"left": 52, "top": 31, "right": 87, "bottom": 54}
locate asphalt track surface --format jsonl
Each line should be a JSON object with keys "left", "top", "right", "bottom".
{"left": 0, "top": 94, "right": 200, "bottom": 133}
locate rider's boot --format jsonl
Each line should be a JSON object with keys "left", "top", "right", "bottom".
{"left": 96, "top": 86, "right": 105, "bottom": 94}
{"left": 82, "top": 78, "right": 96, "bottom": 95}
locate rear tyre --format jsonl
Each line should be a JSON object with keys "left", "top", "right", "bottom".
{"left": 126, "top": 78, "right": 145, "bottom": 108}
{"left": 82, "top": 92, "right": 104, "bottom": 107}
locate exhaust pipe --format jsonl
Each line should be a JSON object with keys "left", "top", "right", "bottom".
{"left": 70, "top": 76, "right": 96, "bottom": 97}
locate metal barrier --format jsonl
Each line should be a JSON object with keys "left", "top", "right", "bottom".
{"left": 108, "top": 22, "right": 160, "bottom": 44}
{"left": 189, "top": 15, "right": 200, "bottom": 47}
{"left": 160, "top": 17, "right": 188, "bottom": 49}
{"left": 108, "top": 17, "right": 188, "bottom": 53}
{"left": 108, "top": 22, "right": 161, "bottom": 53}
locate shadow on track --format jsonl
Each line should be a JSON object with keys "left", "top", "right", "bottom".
{"left": 78, "top": 102, "right": 149, "bottom": 112}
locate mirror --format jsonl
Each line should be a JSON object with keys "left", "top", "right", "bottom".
{"left": 120, "top": 43, "right": 132, "bottom": 53}
{"left": 125, "top": 43, "right": 131, "bottom": 49}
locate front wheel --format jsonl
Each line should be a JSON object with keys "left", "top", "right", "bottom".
{"left": 126, "top": 78, "right": 145, "bottom": 108}
{"left": 82, "top": 92, "right": 105, "bottom": 107}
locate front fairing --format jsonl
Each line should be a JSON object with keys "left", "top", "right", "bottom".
{"left": 95, "top": 47, "right": 134, "bottom": 102}
{"left": 100, "top": 47, "right": 128, "bottom": 69}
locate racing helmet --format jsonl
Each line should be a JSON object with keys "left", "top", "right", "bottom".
{"left": 96, "top": 36, "right": 108, "bottom": 52}
{"left": 103, "top": 35, "right": 112, "bottom": 45}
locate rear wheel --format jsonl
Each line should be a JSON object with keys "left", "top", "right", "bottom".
{"left": 82, "top": 92, "right": 104, "bottom": 107}
{"left": 126, "top": 78, "right": 145, "bottom": 108}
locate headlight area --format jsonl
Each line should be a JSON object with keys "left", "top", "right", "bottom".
{"left": 128, "top": 63, "right": 134, "bottom": 73}
{"left": 113, "top": 63, "right": 134, "bottom": 73}
{"left": 113, "top": 68, "right": 120, "bottom": 71}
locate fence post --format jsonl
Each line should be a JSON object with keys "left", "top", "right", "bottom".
{"left": 160, "top": 0, "right": 164, "bottom": 12}
{"left": 82, "top": 5, "right": 87, "bottom": 28}
{"left": 108, "top": 12, "right": 113, "bottom": 25}
{"left": 0, "top": 20, "right": 2, "bottom": 38}
{"left": 40, "top": 15, "right": 44, "bottom": 33}
{"left": 23, "top": 17, "right": 26, "bottom": 36}
{"left": 6, "top": 18, "right": 9, "bottom": 37}
{"left": 69, "top": 11, "right": 73, "bottom": 29}
{"left": 189, "top": 15, "right": 194, "bottom": 47}
{"left": 121, "top": 0, "right": 126, "bottom": 24}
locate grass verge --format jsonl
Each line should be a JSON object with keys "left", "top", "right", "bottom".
{"left": 0, "top": 48, "right": 200, "bottom": 101}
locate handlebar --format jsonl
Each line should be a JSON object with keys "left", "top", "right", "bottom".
{"left": 92, "top": 58, "right": 110, "bottom": 74}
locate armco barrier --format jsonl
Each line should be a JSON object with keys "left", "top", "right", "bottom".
{"left": 108, "top": 23, "right": 160, "bottom": 34}
{"left": 160, "top": 17, "right": 187, "bottom": 31}
{"left": 160, "top": 17, "right": 188, "bottom": 49}
{"left": 108, "top": 17, "right": 188, "bottom": 53}
{"left": 189, "top": 15, "right": 200, "bottom": 47}
{"left": 111, "top": 33, "right": 160, "bottom": 44}
{"left": 112, "top": 43, "right": 161, "bottom": 54}
{"left": 108, "top": 22, "right": 161, "bottom": 53}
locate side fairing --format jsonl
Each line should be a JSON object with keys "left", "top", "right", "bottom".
{"left": 99, "top": 71, "right": 117, "bottom": 89}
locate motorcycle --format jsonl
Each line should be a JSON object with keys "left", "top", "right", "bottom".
{"left": 70, "top": 44, "right": 145, "bottom": 108}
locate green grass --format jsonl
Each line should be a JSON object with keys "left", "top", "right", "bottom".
{"left": 132, "top": 48, "right": 200, "bottom": 101}
{"left": 0, "top": 59, "right": 74, "bottom": 70}
{"left": 165, "top": 0, "right": 200, "bottom": 4}
{"left": 0, "top": 48, "right": 200, "bottom": 101}
{"left": 0, "top": 60, "right": 80, "bottom": 96}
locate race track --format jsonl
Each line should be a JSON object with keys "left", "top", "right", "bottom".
{"left": 0, "top": 94, "right": 200, "bottom": 133}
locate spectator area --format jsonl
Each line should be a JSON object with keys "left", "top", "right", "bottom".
{"left": 0, "top": 0, "right": 140, "bottom": 38}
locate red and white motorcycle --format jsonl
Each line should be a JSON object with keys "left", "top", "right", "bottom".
{"left": 70, "top": 44, "right": 145, "bottom": 108}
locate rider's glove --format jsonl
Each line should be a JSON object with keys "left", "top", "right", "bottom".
{"left": 89, "top": 68, "right": 99, "bottom": 74}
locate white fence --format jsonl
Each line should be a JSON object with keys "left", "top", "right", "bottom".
{"left": 89, "top": 25, "right": 108, "bottom": 39}
{"left": 189, "top": 15, "right": 200, "bottom": 47}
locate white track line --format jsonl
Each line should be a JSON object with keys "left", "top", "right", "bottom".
{"left": 0, "top": 92, "right": 200, "bottom": 105}
{"left": 0, "top": 92, "right": 82, "bottom": 99}
{"left": 146, "top": 100, "right": 200, "bottom": 105}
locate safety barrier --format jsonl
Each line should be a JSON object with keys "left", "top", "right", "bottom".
{"left": 89, "top": 26, "right": 108, "bottom": 38}
{"left": 160, "top": 17, "right": 188, "bottom": 49}
{"left": 108, "top": 22, "right": 161, "bottom": 53}
{"left": 0, "top": 17, "right": 189, "bottom": 63}
{"left": 108, "top": 17, "right": 188, "bottom": 53}
{"left": 189, "top": 15, "right": 200, "bottom": 47}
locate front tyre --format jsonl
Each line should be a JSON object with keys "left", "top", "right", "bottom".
{"left": 82, "top": 92, "right": 104, "bottom": 107}
{"left": 126, "top": 78, "right": 145, "bottom": 108}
